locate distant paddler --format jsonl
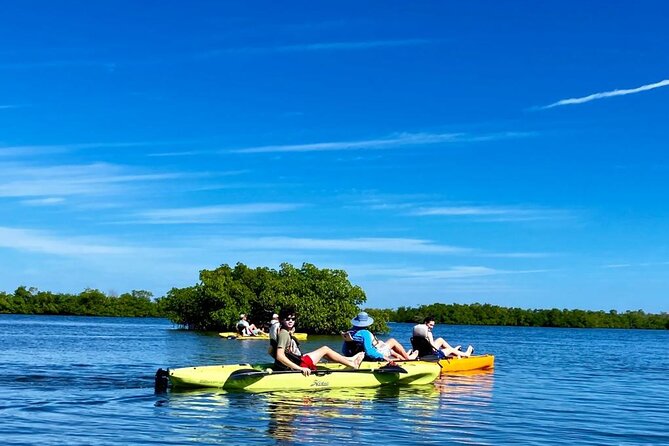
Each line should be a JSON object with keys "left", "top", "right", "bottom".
{"left": 236, "top": 313, "right": 264, "bottom": 336}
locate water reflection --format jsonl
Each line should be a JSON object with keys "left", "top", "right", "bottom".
{"left": 436, "top": 371, "right": 495, "bottom": 400}
{"left": 265, "top": 386, "right": 403, "bottom": 443}
{"left": 160, "top": 373, "right": 496, "bottom": 444}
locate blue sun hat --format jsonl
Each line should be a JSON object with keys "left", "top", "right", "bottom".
{"left": 351, "top": 311, "right": 374, "bottom": 327}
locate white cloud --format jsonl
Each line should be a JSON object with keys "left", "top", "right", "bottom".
{"left": 0, "top": 162, "right": 183, "bottom": 198}
{"left": 148, "top": 150, "right": 204, "bottom": 157}
{"left": 136, "top": 203, "right": 302, "bottom": 224}
{"left": 0, "top": 140, "right": 194, "bottom": 160}
{"left": 603, "top": 261, "right": 669, "bottom": 269}
{"left": 21, "top": 197, "right": 65, "bottom": 206}
{"left": 1, "top": 140, "right": 181, "bottom": 153}
{"left": 229, "top": 132, "right": 461, "bottom": 153}
{"left": 230, "top": 131, "right": 530, "bottom": 154}
{"left": 0, "top": 226, "right": 132, "bottom": 256}
{"left": 351, "top": 265, "right": 548, "bottom": 280}
{"left": 270, "top": 39, "right": 433, "bottom": 52}
{"left": 0, "top": 59, "right": 117, "bottom": 70}
{"left": 216, "top": 236, "right": 472, "bottom": 254}
{"left": 197, "top": 235, "right": 545, "bottom": 258}
{"left": 542, "top": 79, "right": 669, "bottom": 109}
{"left": 411, "top": 205, "right": 572, "bottom": 222}
{"left": 202, "top": 39, "right": 433, "bottom": 57}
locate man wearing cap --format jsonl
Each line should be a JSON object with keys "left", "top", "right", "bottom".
{"left": 343, "top": 311, "right": 418, "bottom": 361}
{"left": 236, "top": 313, "right": 262, "bottom": 336}
{"left": 269, "top": 313, "right": 280, "bottom": 342}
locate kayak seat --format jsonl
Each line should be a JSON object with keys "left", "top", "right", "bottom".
{"left": 341, "top": 331, "right": 365, "bottom": 356}
{"left": 410, "top": 336, "right": 439, "bottom": 358}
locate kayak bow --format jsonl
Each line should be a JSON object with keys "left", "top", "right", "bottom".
{"left": 439, "top": 354, "right": 495, "bottom": 373}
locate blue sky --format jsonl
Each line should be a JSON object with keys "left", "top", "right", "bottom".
{"left": 1, "top": 1, "right": 668, "bottom": 312}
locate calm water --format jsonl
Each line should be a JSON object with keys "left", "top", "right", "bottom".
{"left": 0, "top": 315, "right": 667, "bottom": 445}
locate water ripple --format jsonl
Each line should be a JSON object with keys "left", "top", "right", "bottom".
{"left": 1, "top": 316, "right": 667, "bottom": 445}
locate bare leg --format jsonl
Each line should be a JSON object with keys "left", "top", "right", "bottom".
{"left": 248, "top": 324, "right": 264, "bottom": 335}
{"left": 306, "top": 346, "right": 364, "bottom": 368}
{"left": 383, "top": 338, "right": 415, "bottom": 360}
{"left": 434, "top": 338, "right": 473, "bottom": 358}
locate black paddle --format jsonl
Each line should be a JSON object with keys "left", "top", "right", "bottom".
{"left": 228, "top": 364, "right": 408, "bottom": 380}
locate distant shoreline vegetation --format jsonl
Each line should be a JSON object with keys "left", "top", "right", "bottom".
{"left": 2, "top": 263, "right": 667, "bottom": 330}
{"left": 0, "top": 287, "right": 162, "bottom": 318}
{"left": 377, "top": 303, "right": 669, "bottom": 330}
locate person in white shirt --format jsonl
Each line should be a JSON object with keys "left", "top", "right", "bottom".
{"left": 269, "top": 313, "right": 280, "bottom": 341}
{"left": 412, "top": 317, "right": 473, "bottom": 358}
{"left": 236, "top": 313, "right": 262, "bottom": 336}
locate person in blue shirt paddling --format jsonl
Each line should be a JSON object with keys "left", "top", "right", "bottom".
{"left": 342, "top": 311, "right": 418, "bottom": 361}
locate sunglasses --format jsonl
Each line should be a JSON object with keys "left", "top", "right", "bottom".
{"left": 285, "top": 316, "right": 296, "bottom": 321}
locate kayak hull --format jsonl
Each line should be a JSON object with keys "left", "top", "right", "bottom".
{"left": 167, "top": 360, "right": 440, "bottom": 392}
{"left": 168, "top": 364, "right": 250, "bottom": 388}
{"left": 439, "top": 354, "right": 495, "bottom": 373}
{"left": 323, "top": 360, "right": 441, "bottom": 386}
{"left": 218, "top": 332, "right": 308, "bottom": 341}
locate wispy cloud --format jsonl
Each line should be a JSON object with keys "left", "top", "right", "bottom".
{"left": 148, "top": 150, "right": 205, "bottom": 157}
{"left": 215, "top": 236, "right": 472, "bottom": 254}
{"left": 197, "top": 235, "right": 544, "bottom": 258}
{"left": 1, "top": 140, "right": 185, "bottom": 159}
{"left": 352, "top": 265, "right": 548, "bottom": 280}
{"left": 21, "top": 197, "right": 65, "bottom": 206}
{"left": 0, "top": 226, "right": 132, "bottom": 256}
{"left": 410, "top": 205, "right": 572, "bottom": 222}
{"left": 136, "top": 203, "right": 302, "bottom": 224}
{"left": 0, "top": 162, "right": 183, "bottom": 198}
{"left": 228, "top": 132, "right": 528, "bottom": 154}
{"left": 541, "top": 79, "right": 669, "bottom": 109}
{"left": 0, "top": 59, "right": 118, "bottom": 70}
{"left": 1, "top": 140, "right": 183, "bottom": 153}
{"left": 201, "top": 39, "right": 432, "bottom": 57}
{"left": 602, "top": 261, "right": 669, "bottom": 269}
{"left": 0, "top": 104, "right": 25, "bottom": 109}
{"left": 271, "top": 39, "right": 433, "bottom": 52}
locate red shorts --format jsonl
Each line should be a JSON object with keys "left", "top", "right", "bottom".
{"left": 299, "top": 355, "right": 317, "bottom": 371}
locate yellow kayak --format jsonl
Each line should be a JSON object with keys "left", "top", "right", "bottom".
{"left": 218, "top": 332, "right": 308, "bottom": 341}
{"left": 439, "top": 354, "right": 495, "bottom": 373}
{"left": 161, "top": 360, "right": 440, "bottom": 392}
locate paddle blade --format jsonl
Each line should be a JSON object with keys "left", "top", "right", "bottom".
{"left": 376, "top": 364, "right": 408, "bottom": 374}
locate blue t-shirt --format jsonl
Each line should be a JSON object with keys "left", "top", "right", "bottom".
{"left": 342, "top": 328, "right": 385, "bottom": 360}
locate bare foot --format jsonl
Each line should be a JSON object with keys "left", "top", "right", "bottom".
{"left": 408, "top": 350, "right": 419, "bottom": 360}
{"left": 352, "top": 352, "right": 365, "bottom": 369}
{"left": 464, "top": 345, "right": 474, "bottom": 357}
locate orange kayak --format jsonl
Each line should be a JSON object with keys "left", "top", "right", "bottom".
{"left": 438, "top": 354, "right": 494, "bottom": 373}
